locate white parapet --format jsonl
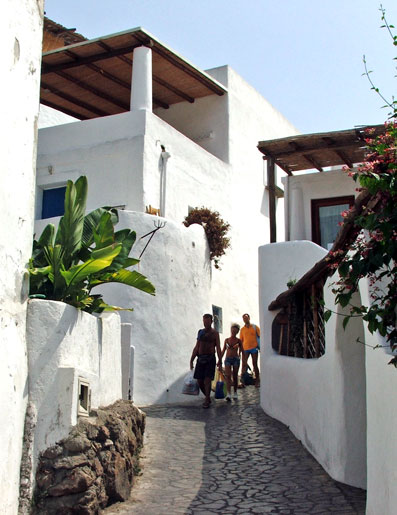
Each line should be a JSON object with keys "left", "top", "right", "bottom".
{"left": 26, "top": 300, "right": 123, "bottom": 476}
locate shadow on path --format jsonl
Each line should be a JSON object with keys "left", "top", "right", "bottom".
{"left": 105, "top": 388, "right": 366, "bottom": 514}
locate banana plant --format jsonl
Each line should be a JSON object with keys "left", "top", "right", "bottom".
{"left": 28, "top": 176, "right": 155, "bottom": 313}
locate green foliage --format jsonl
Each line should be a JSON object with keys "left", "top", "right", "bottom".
{"left": 29, "top": 176, "right": 155, "bottom": 313}
{"left": 330, "top": 7, "right": 397, "bottom": 367}
{"left": 332, "top": 122, "right": 397, "bottom": 366}
{"left": 286, "top": 278, "right": 297, "bottom": 289}
{"left": 183, "top": 207, "right": 231, "bottom": 269}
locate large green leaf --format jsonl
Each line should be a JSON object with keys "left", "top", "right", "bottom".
{"left": 61, "top": 244, "right": 122, "bottom": 286}
{"left": 93, "top": 212, "right": 115, "bottom": 249}
{"left": 91, "top": 268, "right": 155, "bottom": 295}
{"left": 55, "top": 176, "right": 87, "bottom": 266}
{"left": 44, "top": 245, "right": 67, "bottom": 298}
{"left": 105, "top": 229, "right": 137, "bottom": 272}
{"left": 37, "top": 224, "right": 55, "bottom": 248}
{"left": 82, "top": 206, "right": 119, "bottom": 249}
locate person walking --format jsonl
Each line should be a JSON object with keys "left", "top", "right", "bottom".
{"left": 240, "top": 313, "right": 260, "bottom": 387}
{"left": 190, "top": 314, "right": 222, "bottom": 408}
{"left": 221, "top": 323, "right": 242, "bottom": 401}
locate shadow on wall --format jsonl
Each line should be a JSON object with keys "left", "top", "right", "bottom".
{"left": 149, "top": 372, "right": 198, "bottom": 406}
{"left": 335, "top": 291, "right": 367, "bottom": 487}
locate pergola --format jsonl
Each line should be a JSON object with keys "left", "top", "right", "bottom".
{"left": 257, "top": 125, "right": 384, "bottom": 243}
{"left": 257, "top": 125, "right": 385, "bottom": 310}
{"left": 40, "top": 27, "right": 227, "bottom": 120}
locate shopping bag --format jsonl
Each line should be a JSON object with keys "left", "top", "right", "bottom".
{"left": 215, "top": 370, "right": 227, "bottom": 399}
{"left": 182, "top": 370, "right": 199, "bottom": 395}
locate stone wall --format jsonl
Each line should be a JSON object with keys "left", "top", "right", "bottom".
{"left": 33, "top": 400, "right": 145, "bottom": 514}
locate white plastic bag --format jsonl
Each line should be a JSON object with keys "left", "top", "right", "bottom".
{"left": 182, "top": 370, "right": 199, "bottom": 395}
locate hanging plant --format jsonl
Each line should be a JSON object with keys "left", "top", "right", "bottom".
{"left": 183, "top": 207, "right": 231, "bottom": 269}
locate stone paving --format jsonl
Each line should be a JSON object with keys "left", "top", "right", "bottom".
{"left": 104, "top": 387, "right": 366, "bottom": 514}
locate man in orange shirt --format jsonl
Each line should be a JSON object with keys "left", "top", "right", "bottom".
{"left": 239, "top": 313, "right": 260, "bottom": 387}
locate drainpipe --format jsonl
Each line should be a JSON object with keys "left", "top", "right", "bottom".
{"left": 159, "top": 148, "right": 171, "bottom": 217}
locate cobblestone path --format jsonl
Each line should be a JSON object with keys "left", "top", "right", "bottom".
{"left": 105, "top": 388, "right": 366, "bottom": 514}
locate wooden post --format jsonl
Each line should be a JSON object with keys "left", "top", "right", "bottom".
{"left": 267, "top": 157, "right": 277, "bottom": 243}
{"left": 286, "top": 303, "right": 291, "bottom": 356}
{"left": 312, "top": 284, "right": 320, "bottom": 358}
{"left": 278, "top": 324, "right": 284, "bottom": 354}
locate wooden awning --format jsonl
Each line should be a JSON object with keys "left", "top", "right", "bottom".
{"left": 258, "top": 125, "right": 385, "bottom": 175}
{"left": 40, "top": 27, "right": 227, "bottom": 120}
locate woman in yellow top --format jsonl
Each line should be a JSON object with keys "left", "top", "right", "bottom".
{"left": 221, "top": 323, "right": 242, "bottom": 401}
{"left": 239, "top": 313, "right": 260, "bottom": 387}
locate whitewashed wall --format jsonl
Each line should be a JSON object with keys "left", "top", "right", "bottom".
{"left": 359, "top": 281, "right": 397, "bottom": 514}
{"left": 283, "top": 168, "right": 356, "bottom": 242}
{"left": 90, "top": 211, "right": 212, "bottom": 406}
{"left": 38, "top": 104, "right": 77, "bottom": 128}
{"left": 0, "top": 0, "right": 43, "bottom": 511}
{"left": 155, "top": 71, "right": 229, "bottom": 162}
{"left": 26, "top": 300, "right": 122, "bottom": 474}
{"left": 259, "top": 241, "right": 367, "bottom": 489}
{"left": 36, "top": 64, "right": 300, "bottom": 401}
{"left": 36, "top": 110, "right": 147, "bottom": 218}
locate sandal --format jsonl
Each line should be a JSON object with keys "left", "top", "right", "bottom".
{"left": 202, "top": 399, "right": 210, "bottom": 409}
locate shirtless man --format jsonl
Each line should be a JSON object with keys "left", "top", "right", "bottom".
{"left": 190, "top": 314, "right": 222, "bottom": 408}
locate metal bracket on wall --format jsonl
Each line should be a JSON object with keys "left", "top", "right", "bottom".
{"left": 138, "top": 219, "right": 167, "bottom": 258}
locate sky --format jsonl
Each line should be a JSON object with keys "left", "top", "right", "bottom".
{"left": 44, "top": 0, "right": 397, "bottom": 134}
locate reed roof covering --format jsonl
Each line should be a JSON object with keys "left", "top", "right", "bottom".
{"left": 258, "top": 125, "right": 385, "bottom": 175}
{"left": 41, "top": 27, "right": 227, "bottom": 120}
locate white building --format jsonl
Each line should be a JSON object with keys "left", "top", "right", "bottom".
{"left": 1, "top": 0, "right": 44, "bottom": 511}
{"left": 35, "top": 27, "right": 299, "bottom": 406}
{"left": 257, "top": 128, "right": 397, "bottom": 515}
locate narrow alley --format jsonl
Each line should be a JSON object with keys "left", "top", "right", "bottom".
{"left": 105, "top": 388, "right": 366, "bottom": 514}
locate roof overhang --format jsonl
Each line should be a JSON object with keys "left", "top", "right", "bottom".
{"left": 40, "top": 27, "right": 227, "bottom": 120}
{"left": 258, "top": 125, "right": 385, "bottom": 175}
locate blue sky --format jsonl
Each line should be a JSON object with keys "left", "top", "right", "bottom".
{"left": 44, "top": 0, "right": 397, "bottom": 134}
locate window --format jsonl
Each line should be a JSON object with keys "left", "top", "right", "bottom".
{"left": 77, "top": 378, "right": 91, "bottom": 417}
{"left": 271, "top": 283, "right": 325, "bottom": 359}
{"left": 42, "top": 186, "right": 66, "bottom": 219}
{"left": 311, "top": 196, "right": 354, "bottom": 249}
{"left": 212, "top": 305, "right": 223, "bottom": 334}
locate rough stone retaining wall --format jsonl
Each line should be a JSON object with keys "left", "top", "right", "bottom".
{"left": 33, "top": 400, "right": 145, "bottom": 514}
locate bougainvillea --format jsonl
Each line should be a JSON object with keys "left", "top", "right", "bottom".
{"left": 328, "top": 122, "right": 397, "bottom": 365}
{"left": 326, "top": 7, "right": 397, "bottom": 366}
{"left": 183, "top": 207, "right": 230, "bottom": 269}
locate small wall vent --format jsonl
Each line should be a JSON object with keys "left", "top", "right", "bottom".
{"left": 77, "top": 378, "right": 91, "bottom": 417}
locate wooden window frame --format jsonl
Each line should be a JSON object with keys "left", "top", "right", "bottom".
{"left": 311, "top": 195, "right": 355, "bottom": 247}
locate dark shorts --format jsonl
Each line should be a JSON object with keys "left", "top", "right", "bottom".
{"left": 194, "top": 354, "right": 216, "bottom": 381}
{"left": 225, "top": 356, "right": 240, "bottom": 367}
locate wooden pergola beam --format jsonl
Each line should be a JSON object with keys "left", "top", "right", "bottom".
{"left": 133, "top": 33, "right": 224, "bottom": 96}
{"left": 42, "top": 42, "right": 143, "bottom": 74}
{"left": 96, "top": 41, "right": 195, "bottom": 104}
{"left": 261, "top": 151, "right": 293, "bottom": 176}
{"left": 259, "top": 141, "right": 365, "bottom": 161}
{"left": 55, "top": 70, "right": 130, "bottom": 111}
{"left": 41, "top": 81, "right": 108, "bottom": 117}
{"left": 334, "top": 149, "right": 353, "bottom": 168}
{"left": 302, "top": 153, "right": 323, "bottom": 172}
{"left": 64, "top": 49, "right": 131, "bottom": 91}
